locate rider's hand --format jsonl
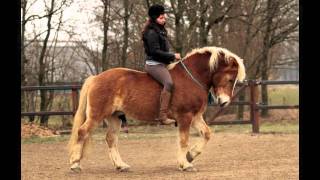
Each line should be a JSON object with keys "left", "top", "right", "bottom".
{"left": 174, "top": 53, "right": 181, "bottom": 60}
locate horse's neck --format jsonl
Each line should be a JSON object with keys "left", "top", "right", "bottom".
{"left": 171, "top": 53, "right": 212, "bottom": 90}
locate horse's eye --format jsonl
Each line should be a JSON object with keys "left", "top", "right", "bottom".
{"left": 229, "top": 79, "right": 234, "bottom": 83}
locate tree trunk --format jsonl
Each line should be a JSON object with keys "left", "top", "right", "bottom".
{"left": 237, "top": 0, "right": 257, "bottom": 119}
{"left": 101, "top": 0, "right": 110, "bottom": 127}
{"left": 260, "top": 49, "right": 269, "bottom": 117}
{"left": 121, "top": 0, "right": 129, "bottom": 67}
{"left": 260, "top": 0, "right": 274, "bottom": 117}
{"left": 21, "top": 0, "right": 27, "bottom": 114}
{"left": 40, "top": 90, "right": 50, "bottom": 126}
{"left": 171, "top": 0, "right": 183, "bottom": 54}
{"left": 237, "top": 91, "right": 245, "bottom": 119}
{"left": 199, "top": 0, "right": 207, "bottom": 47}
{"left": 39, "top": 0, "right": 55, "bottom": 126}
{"left": 261, "top": 67, "right": 269, "bottom": 117}
{"left": 101, "top": 0, "right": 110, "bottom": 71}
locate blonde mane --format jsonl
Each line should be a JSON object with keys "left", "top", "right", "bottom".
{"left": 168, "top": 46, "right": 246, "bottom": 82}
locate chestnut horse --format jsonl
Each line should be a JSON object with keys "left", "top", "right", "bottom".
{"left": 68, "top": 46, "right": 246, "bottom": 172}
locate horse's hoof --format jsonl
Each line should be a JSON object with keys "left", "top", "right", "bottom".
{"left": 186, "top": 151, "right": 194, "bottom": 163}
{"left": 179, "top": 164, "right": 197, "bottom": 172}
{"left": 183, "top": 166, "right": 198, "bottom": 172}
{"left": 116, "top": 165, "right": 130, "bottom": 172}
{"left": 70, "top": 163, "right": 81, "bottom": 173}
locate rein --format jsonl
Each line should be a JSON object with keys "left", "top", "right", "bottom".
{"left": 177, "top": 58, "right": 208, "bottom": 91}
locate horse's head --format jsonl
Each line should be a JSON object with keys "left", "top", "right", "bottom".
{"left": 168, "top": 46, "right": 246, "bottom": 108}
{"left": 210, "top": 50, "right": 246, "bottom": 108}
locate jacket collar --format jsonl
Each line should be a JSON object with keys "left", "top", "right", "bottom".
{"left": 149, "top": 22, "right": 167, "bottom": 36}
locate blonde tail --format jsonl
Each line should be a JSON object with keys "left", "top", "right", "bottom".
{"left": 68, "top": 75, "right": 95, "bottom": 156}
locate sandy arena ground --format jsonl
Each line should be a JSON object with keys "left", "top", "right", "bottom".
{"left": 22, "top": 130, "right": 298, "bottom": 180}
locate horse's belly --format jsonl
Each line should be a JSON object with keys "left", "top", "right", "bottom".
{"left": 121, "top": 89, "right": 160, "bottom": 122}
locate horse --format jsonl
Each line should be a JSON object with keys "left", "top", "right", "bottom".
{"left": 68, "top": 46, "right": 246, "bottom": 172}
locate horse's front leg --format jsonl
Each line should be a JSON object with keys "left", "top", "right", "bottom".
{"left": 187, "top": 114, "right": 212, "bottom": 163}
{"left": 177, "top": 113, "right": 197, "bottom": 171}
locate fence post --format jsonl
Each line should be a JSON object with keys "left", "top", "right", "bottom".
{"left": 71, "top": 87, "right": 79, "bottom": 116}
{"left": 250, "top": 80, "right": 260, "bottom": 133}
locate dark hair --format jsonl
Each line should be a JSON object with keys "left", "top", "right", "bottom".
{"left": 141, "top": 4, "right": 167, "bottom": 40}
{"left": 148, "top": 4, "right": 165, "bottom": 21}
{"left": 141, "top": 18, "right": 152, "bottom": 39}
{"left": 141, "top": 18, "right": 168, "bottom": 40}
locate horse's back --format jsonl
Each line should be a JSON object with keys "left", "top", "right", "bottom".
{"left": 94, "top": 67, "right": 160, "bottom": 89}
{"left": 87, "top": 67, "right": 161, "bottom": 120}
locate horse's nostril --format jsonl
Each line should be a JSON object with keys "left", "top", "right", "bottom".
{"left": 220, "top": 102, "right": 227, "bottom": 107}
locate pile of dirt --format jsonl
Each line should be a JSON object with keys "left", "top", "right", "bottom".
{"left": 21, "top": 123, "right": 60, "bottom": 138}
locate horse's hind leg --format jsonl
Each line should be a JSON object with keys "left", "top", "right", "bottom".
{"left": 105, "top": 115, "right": 130, "bottom": 172}
{"left": 70, "top": 118, "right": 98, "bottom": 172}
{"left": 187, "top": 114, "right": 212, "bottom": 163}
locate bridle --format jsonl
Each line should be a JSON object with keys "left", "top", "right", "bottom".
{"left": 231, "top": 79, "right": 238, "bottom": 96}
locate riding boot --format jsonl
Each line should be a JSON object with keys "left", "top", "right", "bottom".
{"left": 156, "top": 90, "right": 176, "bottom": 125}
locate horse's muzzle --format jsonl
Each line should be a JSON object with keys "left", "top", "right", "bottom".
{"left": 217, "top": 95, "right": 230, "bottom": 108}
{"left": 219, "top": 101, "right": 228, "bottom": 107}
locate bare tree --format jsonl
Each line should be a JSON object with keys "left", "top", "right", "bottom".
{"left": 38, "top": 0, "right": 57, "bottom": 126}
{"left": 119, "top": 0, "right": 133, "bottom": 67}
{"left": 21, "top": 0, "right": 28, "bottom": 114}
{"left": 214, "top": 0, "right": 299, "bottom": 118}
{"left": 169, "top": 0, "right": 184, "bottom": 54}
{"left": 23, "top": 0, "right": 73, "bottom": 126}
{"left": 73, "top": 41, "right": 101, "bottom": 75}
{"left": 199, "top": 0, "right": 235, "bottom": 47}
{"left": 236, "top": 0, "right": 261, "bottom": 119}
{"left": 21, "top": 0, "right": 49, "bottom": 120}
{"left": 101, "top": 0, "right": 111, "bottom": 71}
{"left": 258, "top": 0, "right": 298, "bottom": 116}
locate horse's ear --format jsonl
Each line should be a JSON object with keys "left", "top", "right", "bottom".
{"left": 218, "top": 51, "right": 225, "bottom": 59}
{"left": 218, "top": 51, "right": 227, "bottom": 66}
{"left": 230, "top": 57, "right": 238, "bottom": 68}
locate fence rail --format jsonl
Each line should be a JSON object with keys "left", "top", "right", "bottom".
{"left": 205, "top": 80, "right": 298, "bottom": 133}
{"left": 21, "top": 85, "right": 81, "bottom": 117}
{"left": 21, "top": 80, "right": 299, "bottom": 133}
{"left": 21, "top": 85, "right": 82, "bottom": 91}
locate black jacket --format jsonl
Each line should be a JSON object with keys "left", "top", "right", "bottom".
{"left": 142, "top": 22, "right": 175, "bottom": 64}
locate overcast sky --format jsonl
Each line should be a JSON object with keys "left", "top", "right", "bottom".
{"left": 24, "top": 0, "right": 103, "bottom": 48}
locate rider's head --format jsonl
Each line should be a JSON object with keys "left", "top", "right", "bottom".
{"left": 148, "top": 4, "right": 166, "bottom": 25}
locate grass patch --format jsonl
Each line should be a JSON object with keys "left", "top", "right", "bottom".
{"left": 212, "top": 124, "right": 253, "bottom": 133}
{"left": 22, "top": 135, "right": 70, "bottom": 144}
{"left": 22, "top": 121, "right": 298, "bottom": 144}
{"left": 259, "top": 121, "right": 299, "bottom": 134}
{"left": 268, "top": 85, "right": 299, "bottom": 105}
{"left": 211, "top": 120, "right": 298, "bottom": 134}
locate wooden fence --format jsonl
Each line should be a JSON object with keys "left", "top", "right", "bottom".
{"left": 21, "top": 80, "right": 299, "bottom": 133}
